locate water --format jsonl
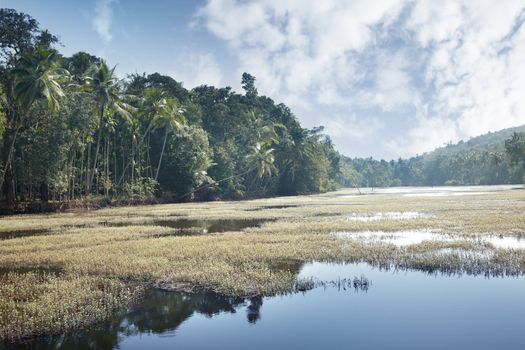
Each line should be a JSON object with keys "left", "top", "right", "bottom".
{"left": 346, "top": 211, "right": 432, "bottom": 222}
{"left": 146, "top": 218, "right": 270, "bottom": 234}
{"left": 370, "top": 185, "right": 522, "bottom": 194}
{"left": 334, "top": 230, "right": 525, "bottom": 249}
{"left": 0, "top": 219, "right": 269, "bottom": 240}
{"left": 482, "top": 235, "right": 525, "bottom": 249}
{"left": 6, "top": 262, "right": 525, "bottom": 350}
{"left": 337, "top": 184, "right": 523, "bottom": 197}
{"left": 333, "top": 229, "right": 450, "bottom": 246}
{"left": 0, "top": 229, "right": 50, "bottom": 240}
{"left": 245, "top": 205, "right": 299, "bottom": 211}
{"left": 403, "top": 191, "right": 489, "bottom": 197}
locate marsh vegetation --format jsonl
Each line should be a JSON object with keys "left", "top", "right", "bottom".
{"left": 1, "top": 185, "right": 524, "bottom": 346}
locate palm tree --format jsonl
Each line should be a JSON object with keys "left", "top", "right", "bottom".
{"left": 247, "top": 111, "right": 285, "bottom": 146}
{"left": 505, "top": 132, "right": 525, "bottom": 164}
{"left": 246, "top": 142, "right": 277, "bottom": 178}
{"left": 154, "top": 97, "right": 185, "bottom": 181}
{"left": 0, "top": 47, "right": 69, "bottom": 203}
{"left": 115, "top": 89, "right": 185, "bottom": 186}
{"left": 81, "top": 62, "right": 132, "bottom": 193}
{"left": 139, "top": 88, "right": 173, "bottom": 178}
{"left": 139, "top": 88, "right": 168, "bottom": 143}
{"left": 13, "top": 47, "right": 68, "bottom": 111}
{"left": 174, "top": 123, "right": 279, "bottom": 201}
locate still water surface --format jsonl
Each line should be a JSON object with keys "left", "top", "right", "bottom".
{"left": 0, "top": 219, "right": 270, "bottom": 240}
{"left": 6, "top": 262, "right": 525, "bottom": 350}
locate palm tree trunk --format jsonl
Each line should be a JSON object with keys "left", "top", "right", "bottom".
{"left": 88, "top": 105, "right": 105, "bottom": 193}
{"left": 155, "top": 127, "right": 169, "bottom": 181}
{"left": 131, "top": 138, "right": 135, "bottom": 186}
{"left": 105, "top": 136, "right": 109, "bottom": 197}
{"left": 86, "top": 136, "right": 92, "bottom": 194}
{"left": 147, "top": 132, "right": 152, "bottom": 178}
{"left": 1, "top": 126, "right": 20, "bottom": 205}
{"left": 87, "top": 127, "right": 102, "bottom": 192}
{"left": 114, "top": 133, "right": 117, "bottom": 194}
{"left": 80, "top": 137, "right": 85, "bottom": 197}
{"left": 71, "top": 155, "right": 76, "bottom": 200}
{"left": 117, "top": 122, "right": 154, "bottom": 186}
{"left": 89, "top": 127, "right": 102, "bottom": 193}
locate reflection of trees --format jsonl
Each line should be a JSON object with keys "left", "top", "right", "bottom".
{"left": 6, "top": 320, "right": 124, "bottom": 350}
{"left": 122, "top": 290, "right": 204, "bottom": 334}
{"left": 247, "top": 296, "right": 263, "bottom": 324}
{"left": 147, "top": 219, "right": 269, "bottom": 233}
{"left": 11, "top": 289, "right": 262, "bottom": 350}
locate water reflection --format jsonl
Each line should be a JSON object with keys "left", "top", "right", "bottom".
{"left": 403, "top": 191, "right": 489, "bottom": 197}
{"left": 0, "top": 229, "right": 50, "bottom": 240}
{"left": 483, "top": 235, "right": 525, "bottom": 249}
{"left": 346, "top": 211, "right": 432, "bottom": 222}
{"left": 334, "top": 230, "right": 525, "bottom": 250}
{"left": 0, "top": 219, "right": 270, "bottom": 241}
{"left": 107, "top": 218, "right": 270, "bottom": 234}
{"left": 333, "top": 229, "right": 450, "bottom": 246}
{"left": 335, "top": 184, "right": 523, "bottom": 197}
{"left": 246, "top": 296, "right": 263, "bottom": 324}
{"left": 245, "top": 205, "right": 299, "bottom": 211}
{"left": 3, "top": 290, "right": 262, "bottom": 350}
{"left": 3, "top": 262, "right": 525, "bottom": 350}
{"left": 155, "top": 218, "right": 269, "bottom": 233}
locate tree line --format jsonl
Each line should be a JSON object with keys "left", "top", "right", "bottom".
{"left": 0, "top": 9, "right": 341, "bottom": 208}
{"left": 340, "top": 130, "right": 525, "bottom": 188}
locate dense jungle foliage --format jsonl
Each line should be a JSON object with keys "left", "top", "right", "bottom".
{"left": 0, "top": 9, "right": 341, "bottom": 207}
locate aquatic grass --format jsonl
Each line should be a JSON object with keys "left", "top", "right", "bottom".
{"left": 0, "top": 186, "right": 524, "bottom": 342}
{"left": 0, "top": 272, "right": 142, "bottom": 342}
{"left": 293, "top": 275, "right": 371, "bottom": 292}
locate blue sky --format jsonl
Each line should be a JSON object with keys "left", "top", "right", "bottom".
{"left": 3, "top": 0, "right": 525, "bottom": 159}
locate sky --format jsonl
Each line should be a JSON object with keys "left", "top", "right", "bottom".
{"left": 3, "top": 0, "right": 525, "bottom": 159}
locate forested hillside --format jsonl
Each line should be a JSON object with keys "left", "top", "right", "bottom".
{"left": 431, "top": 125, "right": 525, "bottom": 157}
{"left": 340, "top": 125, "right": 525, "bottom": 188}
{"left": 0, "top": 9, "right": 340, "bottom": 209}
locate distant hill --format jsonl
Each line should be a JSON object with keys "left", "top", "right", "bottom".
{"left": 424, "top": 124, "right": 525, "bottom": 159}
{"left": 339, "top": 124, "right": 525, "bottom": 187}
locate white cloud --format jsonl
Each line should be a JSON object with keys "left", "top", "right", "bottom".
{"left": 93, "top": 0, "right": 116, "bottom": 45}
{"left": 196, "top": 0, "right": 525, "bottom": 158}
{"left": 355, "top": 50, "right": 421, "bottom": 112}
{"left": 196, "top": 0, "right": 406, "bottom": 104}
{"left": 170, "top": 50, "right": 223, "bottom": 88}
{"left": 404, "top": 0, "right": 525, "bottom": 152}
{"left": 322, "top": 113, "right": 384, "bottom": 142}
{"left": 386, "top": 116, "right": 460, "bottom": 157}
{"left": 406, "top": 0, "right": 464, "bottom": 48}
